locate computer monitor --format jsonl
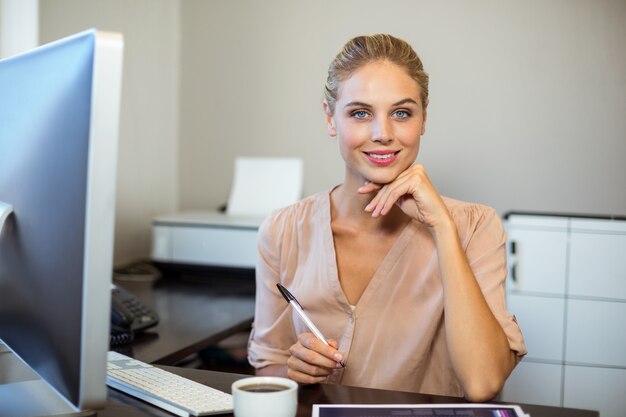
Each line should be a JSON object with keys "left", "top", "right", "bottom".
{"left": 0, "top": 29, "right": 123, "bottom": 416}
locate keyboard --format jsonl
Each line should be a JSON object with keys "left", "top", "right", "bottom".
{"left": 106, "top": 351, "right": 233, "bottom": 416}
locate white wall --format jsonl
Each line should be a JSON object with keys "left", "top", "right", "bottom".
{"left": 180, "top": 0, "right": 626, "bottom": 217}
{"left": 0, "top": 0, "right": 38, "bottom": 58}
{"left": 37, "top": 0, "right": 626, "bottom": 264}
{"left": 39, "top": 0, "right": 180, "bottom": 266}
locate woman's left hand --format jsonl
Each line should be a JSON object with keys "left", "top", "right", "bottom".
{"left": 358, "top": 164, "right": 451, "bottom": 229}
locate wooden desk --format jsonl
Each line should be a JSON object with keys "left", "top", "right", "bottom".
{"left": 101, "top": 366, "right": 599, "bottom": 417}
{"left": 112, "top": 274, "right": 255, "bottom": 365}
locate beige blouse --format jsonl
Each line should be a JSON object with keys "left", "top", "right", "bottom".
{"left": 248, "top": 190, "right": 526, "bottom": 397}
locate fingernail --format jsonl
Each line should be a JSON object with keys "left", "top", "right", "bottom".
{"left": 334, "top": 353, "right": 343, "bottom": 362}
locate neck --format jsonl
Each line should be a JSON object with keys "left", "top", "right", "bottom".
{"left": 330, "top": 180, "right": 409, "bottom": 232}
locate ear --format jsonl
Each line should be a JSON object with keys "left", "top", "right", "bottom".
{"left": 323, "top": 100, "right": 337, "bottom": 137}
{"left": 420, "top": 109, "right": 427, "bottom": 136}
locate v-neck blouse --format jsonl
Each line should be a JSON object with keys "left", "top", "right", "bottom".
{"left": 248, "top": 190, "right": 526, "bottom": 397}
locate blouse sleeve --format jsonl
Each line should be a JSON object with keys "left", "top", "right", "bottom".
{"left": 247, "top": 210, "right": 297, "bottom": 369}
{"left": 459, "top": 205, "right": 527, "bottom": 360}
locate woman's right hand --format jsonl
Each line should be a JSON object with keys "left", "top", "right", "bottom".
{"left": 286, "top": 332, "right": 344, "bottom": 384}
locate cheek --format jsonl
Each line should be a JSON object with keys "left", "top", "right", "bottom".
{"left": 413, "top": 140, "right": 421, "bottom": 159}
{"left": 336, "top": 130, "right": 367, "bottom": 163}
{"left": 405, "top": 135, "right": 421, "bottom": 157}
{"left": 395, "top": 126, "right": 421, "bottom": 162}
{"left": 337, "top": 136, "right": 353, "bottom": 162}
{"left": 337, "top": 124, "right": 369, "bottom": 148}
{"left": 398, "top": 124, "right": 423, "bottom": 146}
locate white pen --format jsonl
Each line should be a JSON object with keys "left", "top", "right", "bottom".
{"left": 276, "top": 283, "right": 346, "bottom": 367}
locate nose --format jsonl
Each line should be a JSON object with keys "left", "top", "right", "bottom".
{"left": 372, "top": 117, "right": 392, "bottom": 144}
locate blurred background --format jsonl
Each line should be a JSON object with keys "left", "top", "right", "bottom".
{"left": 2, "top": 2, "right": 625, "bottom": 415}
{"left": 2, "top": 0, "right": 623, "bottom": 267}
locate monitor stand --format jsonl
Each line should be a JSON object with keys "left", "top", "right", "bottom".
{"left": 0, "top": 202, "right": 13, "bottom": 235}
{"left": 0, "top": 345, "right": 95, "bottom": 417}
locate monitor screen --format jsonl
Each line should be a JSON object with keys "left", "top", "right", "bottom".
{"left": 0, "top": 29, "right": 123, "bottom": 414}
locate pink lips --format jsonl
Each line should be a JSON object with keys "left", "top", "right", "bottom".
{"left": 364, "top": 150, "right": 399, "bottom": 166}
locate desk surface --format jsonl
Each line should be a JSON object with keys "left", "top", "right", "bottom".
{"left": 112, "top": 274, "right": 255, "bottom": 365}
{"left": 1, "top": 274, "right": 599, "bottom": 417}
{"left": 102, "top": 366, "right": 599, "bottom": 417}
{"left": 106, "top": 273, "right": 599, "bottom": 417}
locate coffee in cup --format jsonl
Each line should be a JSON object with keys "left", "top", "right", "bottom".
{"left": 231, "top": 376, "right": 297, "bottom": 417}
{"left": 238, "top": 382, "right": 290, "bottom": 393}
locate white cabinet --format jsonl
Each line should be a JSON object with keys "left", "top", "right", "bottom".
{"left": 506, "top": 294, "right": 564, "bottom": 362}
{"left": 566, "top": 299, "right": 626, "bottom": 368}
{"left": 568, "top": 223, "right": 626, "bottom": 300}
{"left": 564, "top": 366, "right": 626, "bottom": 417}
{"left": 507, "top": 226, "right": 569, "bottom": 294}
{"left": 500, "top": 213, "right": 626, "bottom": 417}
{"left": 501, "top": 361, "right": 563, "bottom": 407}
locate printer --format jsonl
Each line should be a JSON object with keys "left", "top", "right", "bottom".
{"left": 151, "top": 157, "right": 303, "bottom": 272}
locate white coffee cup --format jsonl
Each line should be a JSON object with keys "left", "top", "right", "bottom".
{"left": 231, "top": 376, "right": 298, "bottom": 417}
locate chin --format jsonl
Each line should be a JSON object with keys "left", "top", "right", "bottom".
{"left": 360, "top": 161, "right": 413, "bottom": 185}
{"left": 364, "top": 171, "right": 401, "bottom": 185}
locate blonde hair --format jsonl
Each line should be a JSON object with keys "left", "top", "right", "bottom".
{"left": 324, "top": 34, "right": 429, "bottom": 115}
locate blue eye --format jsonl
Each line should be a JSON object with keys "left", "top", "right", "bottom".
{"left": 352, "top": 110, "right": 369, "bottom": 119}
{"left": 394, "top": 110, "right": 411, "bottom": 119}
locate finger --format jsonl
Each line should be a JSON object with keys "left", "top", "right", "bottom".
{"left": 364, "top": 183, "right": 389, "bottom": 214}
{"left": 327, "top": 339, "right": 340, "bottom": 350}
{"left": 325, "top": 339, "right": 347, "bottom": 367}
{"left": 296, "top": 334, "right": 343, "bottom": 367}
{"left": 370, "top": 184, "right": 393, "bottom": 217}
{"left": 394, "top": 194, "right": 422, "bottom": 222}
{"left": 289, "top": 344, "right": 338, "bottom": 370}
{"left": 370, "top": 165, "right": 429, "bottom": 217}
{"left": 287, "top": 341, "right": 338, "bottom": 383}
{"left": 287, "top": 354, "right": 334, "bottom": 378}
{"left": 366, "top": 166, "right": 417, "bottom": 216}
{"left": 376, "top": 174, "right": 418, "bottom": 216}
{"left": 391, "top": 172, "right": 448, "bottom": 223}
{"left": 357, "top": 181, "right": 382, "bottom": 195}
{"left": 369, "top": 175, "right": 413, "bottom": 217}
{"left": 286, "top": 365, "right": 328, "bottom": 385}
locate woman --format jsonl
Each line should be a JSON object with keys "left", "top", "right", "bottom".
{"left": 247, "top": 34, "right": 526, "bottom": 401}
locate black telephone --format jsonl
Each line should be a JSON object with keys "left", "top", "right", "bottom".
{"left": 110, "top": 284, "right": 159, "bottom": 346}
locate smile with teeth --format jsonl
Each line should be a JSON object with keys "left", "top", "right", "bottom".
{"left": 365, "top": 150, "right": 400, "bottom": 165}
{"left": 367, "top": 152, "right": 396, "bottom": 160}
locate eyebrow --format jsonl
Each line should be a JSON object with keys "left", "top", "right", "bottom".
{"left": 343, "top": 98, "right": 419, "bottom": 109}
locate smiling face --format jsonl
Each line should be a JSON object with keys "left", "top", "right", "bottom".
{"left": 325, "top": 60, "right": 427, "bottom": 187}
